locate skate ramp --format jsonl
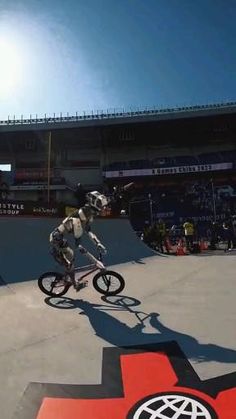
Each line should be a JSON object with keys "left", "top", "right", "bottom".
{"left": 84, "top": 217, "right": 157, "bottom": 265}
{"left": 0, "top": 217, "right": 157, "bottom": 284}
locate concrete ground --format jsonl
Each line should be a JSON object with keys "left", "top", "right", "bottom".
{"left": 0, "top": 249, "right": 236, "bottom": 418}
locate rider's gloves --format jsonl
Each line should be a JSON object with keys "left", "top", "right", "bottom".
{"left": 97, "top": 242, "right": 107, "bottom": 254}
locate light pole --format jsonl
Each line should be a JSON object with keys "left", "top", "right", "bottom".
{"left": 210, "top": 178, "right": 217, "bottom": 222}
{"left": 148, "top": 193, "right": 153, "bottom": 225}
{"left": 47, "top": 131, "right": 52, "bottom": 203}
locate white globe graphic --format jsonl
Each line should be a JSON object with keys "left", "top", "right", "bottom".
{"left": 130, "top": 393, "right": 216, "bottom": 419}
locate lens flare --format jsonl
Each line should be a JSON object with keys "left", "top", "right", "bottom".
{"left": 0, "top": 38, "right": 23, "bottom": 95}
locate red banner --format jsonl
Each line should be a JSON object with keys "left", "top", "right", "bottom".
{"left": 15, "top": 168, "right": 61, "bottom": 180}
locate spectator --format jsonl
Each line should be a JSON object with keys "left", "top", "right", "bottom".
{"left": 154, "top": 218, "right": 168, "bottom": 253}
{"left": 222, "top": 220, "right": 234, "bottom": 251}
{"left": 142, "top": 222, "right": 152, "bottom": 247}
{"left": 183, "top": 219, "right": 194, "bottom": 251}
{"left": 231, "top": 215, "right": 236, "bottom": 247}
{"left": 209, "top": 221, "right": 220, "bottom": 250}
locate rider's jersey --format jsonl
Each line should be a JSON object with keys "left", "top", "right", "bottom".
{"left": 50, "top": 204, "right": 96, "bottom": 245}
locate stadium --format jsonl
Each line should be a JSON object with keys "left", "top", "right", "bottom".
{"left": 1, "top": 102, "right": 236, "bottom": 419}
{"left": 1, "top": 100, "right": 236, "bottom": 250}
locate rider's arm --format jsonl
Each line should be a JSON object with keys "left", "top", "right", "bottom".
{"left": 84, "top": 224, "right": 106, "bottom": 253}
{"left": 77, "top": 207, "right": 106, "bottom": 251}
{"left": 85, "top": 224, "right": 101, "bottom": 246}
{"left": 77, "top": 207, "right": 100, "bottom": 245}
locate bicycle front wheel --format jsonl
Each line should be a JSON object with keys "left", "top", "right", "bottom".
{"left": 38, "top": 272, "right": 71, "bottom": 297}
{"left": 93, "top": 270, "right": 125, "bottom": 296}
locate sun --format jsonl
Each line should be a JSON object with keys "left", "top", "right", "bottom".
{"left": 0, "top": 38, "right": 23, "bottom": 95}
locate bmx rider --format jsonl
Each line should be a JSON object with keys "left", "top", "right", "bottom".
{"left": 49, "top": 191, "right": 109, "bottom": 290}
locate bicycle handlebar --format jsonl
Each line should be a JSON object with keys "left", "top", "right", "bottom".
{"left": 76, "top": 245, "right": 105, "bottom": 261}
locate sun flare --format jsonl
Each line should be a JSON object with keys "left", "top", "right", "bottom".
{"left": 0, "top": 38, "right": 23, "bottom": 95}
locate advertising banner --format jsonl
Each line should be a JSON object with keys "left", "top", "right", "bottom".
{"left": 0, "top": 201, "right": 64, "bottom": 217}
{"left": 14, "top": 168, "right": 64, "bottom": 184}
{"left": 104, "top": 162, "right": 233, "bottom": 178}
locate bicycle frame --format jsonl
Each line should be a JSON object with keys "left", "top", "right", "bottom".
{"left": 74, "top": 264, "right": 100, "bottom": 283}
{"left": 72, "top": 249, "right": 106, "bottom": 284}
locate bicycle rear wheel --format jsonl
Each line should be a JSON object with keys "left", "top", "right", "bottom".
{"left": 93, "top": 270, "right": 125, "bottom": 296}
{"left": 38, "top": 272, "right": 71, "bottom": 297}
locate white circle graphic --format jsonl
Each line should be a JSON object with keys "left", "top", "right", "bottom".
{"left": 132, "top": 393, "right": 214, "bottom": 419}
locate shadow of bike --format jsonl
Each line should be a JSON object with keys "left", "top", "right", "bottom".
{"left": 45, "top": 294, "right": 236, "bottom": 365}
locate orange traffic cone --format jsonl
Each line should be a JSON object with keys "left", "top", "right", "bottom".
{"left": 199, "top": 239, "right": 208, "bottom": 251}
{"left": 176, "top": 239, "right": 187, "bottom": 256}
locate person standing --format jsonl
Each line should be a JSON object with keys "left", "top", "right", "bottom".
{"left": 183, "top": 219, "right": 194, "bottom": 251}
{"left": 222, "top": 220, "right": 234, "bottom": 251}
{"left": 155, "top": 219, "right": 167, "bottom": 253}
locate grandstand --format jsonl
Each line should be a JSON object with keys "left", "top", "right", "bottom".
{"left": 0, "top": 101, "right": 236, "bottom": 229}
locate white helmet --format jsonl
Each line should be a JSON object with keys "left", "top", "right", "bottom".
{"left": 86, "top": 191, "right": 109, "bottom": 212}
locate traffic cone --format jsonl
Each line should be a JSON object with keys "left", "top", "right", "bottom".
{"left": 203, "top": 240, "right": 209, "bottom": 250}
{"left": 176, "top": 239, "right": 187, "bottom": 256}
{"left": 199, "top": 239, "right": 208, "bottom": 251}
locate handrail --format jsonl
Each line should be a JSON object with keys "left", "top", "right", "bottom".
{"left": 1, "top": 101, "right": 236, "bottom": 127}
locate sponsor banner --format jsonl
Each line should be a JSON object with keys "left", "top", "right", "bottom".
{"left": 104, "top": 162, "right": 233, "bottom": 178}
{"left": 15, "top": 168, "right": 60, "bottom": 180}
{"left": 154, "top": 211, "right": 175, "bottom": 219}
{"left": 14, "top": 168, "right": 64, "bottom": 185}
{"left": 0, "top": 201, "right": 64, "bottom": 217}
{"left": 32, "top": 205, "right": 63, "bottom": 217}
{"left": 10, "top": 184, "right": 66, "bottom": 190}
{"left": 179, "top": 213, "right": 226, "bottom": 223}
{"left": 0, "top": 202, "right": 25, "bottom": 216}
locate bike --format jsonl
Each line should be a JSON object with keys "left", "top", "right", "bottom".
{"left": 38, "top": 247, "right": 125, "bottom": 297}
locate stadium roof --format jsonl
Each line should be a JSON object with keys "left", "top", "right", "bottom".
{"left": 0, "top": 101, "right": 236, "bottom": 133}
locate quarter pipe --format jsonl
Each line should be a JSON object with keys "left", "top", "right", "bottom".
{"left": 0, "top": 216, "right": 157, "bottom": 284}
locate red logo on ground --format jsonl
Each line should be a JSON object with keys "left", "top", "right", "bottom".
{"left": 35, "top": 344, "right": 236, "bottom": 419}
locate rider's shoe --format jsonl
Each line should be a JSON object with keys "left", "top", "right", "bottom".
{"left": 76, "top": 281, "right": 88, "bottom": 292}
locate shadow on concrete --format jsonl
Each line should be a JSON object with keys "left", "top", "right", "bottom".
{"left": 45, "top": 295, "right": 236, "bottom": 365}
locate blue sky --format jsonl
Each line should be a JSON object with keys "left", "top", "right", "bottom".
{"left": 0, "top": 0, "right": 236, "bottom": 119}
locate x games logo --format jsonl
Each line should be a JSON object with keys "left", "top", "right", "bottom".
{"left": 17, "top": 342, "right": 236, "bottom": 418}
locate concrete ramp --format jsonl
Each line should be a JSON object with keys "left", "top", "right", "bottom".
{"left": 84, "top": 217, "right": 157, "bottom": 265}
{"left": 0, "top": 217, "right": 157, "bottom": 284}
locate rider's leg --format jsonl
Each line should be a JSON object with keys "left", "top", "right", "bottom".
{"left": 51, "top": 246, "right": 66, "bottom": 267}
{"left": 62, "top": 246, "right": 76, "bottom": 286}
{"left": 50, "top": 245, "right": 75, "bottom": 285}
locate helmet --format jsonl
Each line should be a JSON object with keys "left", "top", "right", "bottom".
{"left": 86, "top": 191, "right": 109, "bottom": 212}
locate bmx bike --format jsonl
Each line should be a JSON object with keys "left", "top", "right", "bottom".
{"left": 38, "top": 248, "right": 125, "bottom": 297}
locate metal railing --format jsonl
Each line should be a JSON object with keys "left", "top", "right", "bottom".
{"left": 1, "top": 101, "right": 236, "bottom": 126}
